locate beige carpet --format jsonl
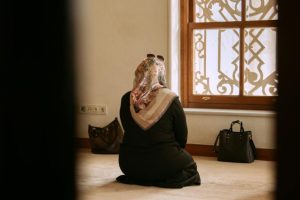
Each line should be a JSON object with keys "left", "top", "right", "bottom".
{"left": 76, "top": 148, "right": 275, "bottom": 200}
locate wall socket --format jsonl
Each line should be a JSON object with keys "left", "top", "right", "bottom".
{"left": 80, "top": 104, "right": 107, "bottom": 115}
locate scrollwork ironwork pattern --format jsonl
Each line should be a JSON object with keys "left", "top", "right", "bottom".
{"left": 244, "top": 28, "right": 278, "bottom": 96}
{"left": 246, "top": 0, "right": 278, "bottom": 20}
{"left": 193, "top": 0, "right": 278, "bottom": 97}
{"left": 194, "top": 29, "right": 240, "bottom": 95}
{"left": 195, "top": 0, "right": 241, "bottom": 22}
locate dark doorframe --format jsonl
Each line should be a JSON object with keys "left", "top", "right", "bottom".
{"left": 3, "top": 1, "right": 300, "bottom": 199}
{"left": 276, "top": 1, "right": 300, "bottom": 199}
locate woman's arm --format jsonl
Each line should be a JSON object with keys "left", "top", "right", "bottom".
{"left": 119, "top": 91, "right": 131, "bottom": 131}
{"left": 172, "top": 97, "right": 188, "bottom": 148}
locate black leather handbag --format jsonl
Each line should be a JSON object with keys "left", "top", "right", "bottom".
{"left": 213, "top": 120, "right": 256, "bottom": 163}
{"left": 88, "top": 117, "right": 124, "bottom": 154}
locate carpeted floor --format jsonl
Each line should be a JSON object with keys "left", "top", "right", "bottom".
{"left": 76, "top": 148, "right": 275, "bottom": 200}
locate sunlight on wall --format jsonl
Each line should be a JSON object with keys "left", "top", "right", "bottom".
{"left": 169, "top": 0, "right": 180, "bottom": 96}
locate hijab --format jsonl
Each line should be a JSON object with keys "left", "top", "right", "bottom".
{"left": 130, "top": 54, "right": 177, "bottom": 130}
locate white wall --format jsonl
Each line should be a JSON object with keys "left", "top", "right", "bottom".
{"left": 72, "top": 0, "right": 276, "bottom": 149}
{"left": 73, "top": 0, "right": 168, "bottom": 137}
{"left": 185, "top": 110, "right": 276, "bottom": 148}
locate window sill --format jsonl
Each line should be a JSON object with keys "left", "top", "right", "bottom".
{"left": 183, "top": 108, "right": 276, "bottom": 117}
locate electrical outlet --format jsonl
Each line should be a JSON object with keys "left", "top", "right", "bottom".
{"left": 98, "top": 105, "right": 107, "bottom": 114}
{"left": 80, "top": 105, "right": 107, "bottom": 115}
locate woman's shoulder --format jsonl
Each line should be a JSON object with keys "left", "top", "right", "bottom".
{"left": 123, "top": 91, "right": 131, "bottom": 96}
{"left": 159, "top": 88, "right": 178, "bottom": 97}
{"left": 121, "top": 91, "right": 131, "bottom": 101}
{"left": 159, "top": 88, "right": 179, "bottom": 103}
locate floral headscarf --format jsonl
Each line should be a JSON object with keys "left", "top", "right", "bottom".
{"left": 131, "top": 54, "right": 167, "bottom": 112}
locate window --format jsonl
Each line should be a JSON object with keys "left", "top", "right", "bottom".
{"left": 180, "top": 0, "right": 278, "bottom": 110}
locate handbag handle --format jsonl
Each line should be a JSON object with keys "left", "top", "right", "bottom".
{"left": 213, "top": 120, "right": 246, "bottom": 153}
{"left": 213, "top": 132, "right": 221, "bottom": 153}
{"left": 230, "top": 120, "right": 245, "bottom": 132}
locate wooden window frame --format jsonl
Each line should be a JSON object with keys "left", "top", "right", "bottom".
{"left": 180, "top": 0, "right": 278, "bottom": 110}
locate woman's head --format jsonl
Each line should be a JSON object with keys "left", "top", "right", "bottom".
{"left": 133, "top": 54, "right": 166, "bottom": 88}
{"left": 131, "top": 54, "right": 167, "bottom": 112}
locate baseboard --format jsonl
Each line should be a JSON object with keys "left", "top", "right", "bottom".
{"left": 77, "top": 138, "right": 276, "bottom": 161}
{"left": 77, "top": 137, "right": 91, "bottom": 148}
{"left": 184, "top": 143, "right": 276, "bottom": 161}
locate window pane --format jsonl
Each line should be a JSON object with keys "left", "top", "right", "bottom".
{"left": 244, "top": 28, "right": 278, "bottom": 96}
{"left": 193, "top": 29, "right": 240, "bottom": 95}
{"left": 195, "top": 0, "right": 241, "bottom": 22}
{"left": 246, "top": 0, "right": 278, "bottom": 21}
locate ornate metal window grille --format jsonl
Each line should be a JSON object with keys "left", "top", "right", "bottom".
{"left": 181, "top": 0, "right": 278, "bottom": 110}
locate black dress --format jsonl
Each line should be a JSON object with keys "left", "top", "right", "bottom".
{"left": 117, "top": 91, "right": 201, "bottom": 188}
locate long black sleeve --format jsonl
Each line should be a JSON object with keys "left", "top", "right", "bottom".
{"left": 119, "top": 91, "right": 131, "bottom": 131}
{"left": 172, "top": 97, "right": 188, "bottom": 148}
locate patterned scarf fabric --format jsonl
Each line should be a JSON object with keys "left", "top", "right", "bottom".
{"left": 131, "top": 55, "right": 167, "bottom": 112}
{"left": 130, "top": 54, "right": 177, "bottom": 130}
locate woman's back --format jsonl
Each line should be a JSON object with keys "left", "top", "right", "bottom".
{"left": 116, "top": 54, "right": 201, "bottom": 188}
{"left": 120, "top": 90, "right": 187, "bottom": 148}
